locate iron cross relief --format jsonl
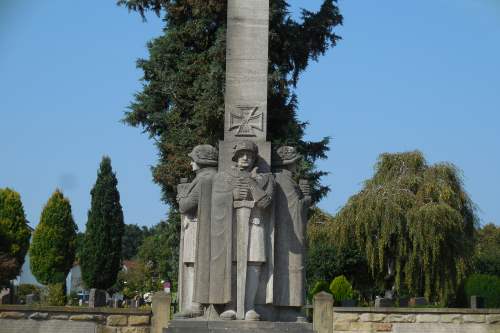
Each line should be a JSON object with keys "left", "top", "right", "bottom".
{"left": 229, "top": 106, "right": 264, "bottom": 137}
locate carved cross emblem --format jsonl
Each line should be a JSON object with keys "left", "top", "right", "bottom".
{"left": 229, "top": 106, "right": 264, "bottom": 137}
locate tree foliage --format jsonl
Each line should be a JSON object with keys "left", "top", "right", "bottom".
{"left": 137, "top": 210, "right": 180, "bottom": 288}
{"left": 474, "top": 223, "right": 500, "bottom": 276}
{"left": 306, "top": 208, "right": 371, "bottom": 294}
{"left": 81, "top": 156, "right": 125, "bottom": 290}
{"left": 464, "top": 274, "right": 500, "bottom": 308}
{"left": 122, "top": 224, "right": 151, "bottom": 260}
{"left": 334, "top": 151, "right": 477, "bottom": 305}
{"left": 0, "top": 188, "right": 31, "bottom": 287}
{"left": 29, "top": 190, "right": 77, "bottom": 285}
{"left": 117, "top": 0, "right": 342, "bottom": 207}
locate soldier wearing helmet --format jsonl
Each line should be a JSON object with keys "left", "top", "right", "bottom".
{"left": 209, "top": 140, "right": 274, "bottom": 321}
{"left": 175, "top": 144, "right": 218, "bottom": 319}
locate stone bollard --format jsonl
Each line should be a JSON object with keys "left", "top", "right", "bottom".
{"left": 152, "top": 291, "right": 171, "bottom": 333}
{"left": 313, "top": 292, "right": 333, "bottom": 333}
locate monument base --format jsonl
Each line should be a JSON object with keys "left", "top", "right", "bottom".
{"left": 164, "top": 320, "right": 314, "bottom": 333}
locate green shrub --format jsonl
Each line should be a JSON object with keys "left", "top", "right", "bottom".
{"left": 464, "top": 274, "right": 500, "bottom": 308}
{"left": 68, "top": 291, "right": 79, "bottom": 306}
{"left": 309, "top": 281, "right": 332, "bottom": 301}
{"left": 43, "top": 283, "right": 66, "bottom": 306}
{"left": 330, "top": 275, "right": 354, "bottom": 304}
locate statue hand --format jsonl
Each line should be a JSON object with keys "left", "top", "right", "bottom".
{"left": 256, "top": 195, "right": 272, "bottom": 208}
{"left": 299, "top": 181, "right": 310, "bottom": 197}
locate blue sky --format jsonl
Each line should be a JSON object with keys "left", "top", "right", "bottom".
{"left": 1, "top": 0, "right": 499, "bottom": 231}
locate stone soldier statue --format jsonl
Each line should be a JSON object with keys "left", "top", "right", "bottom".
{"left": 176, "top": 144, "right": 218, "bottom": 318}
{"left": 209, "top": 140, "right": 275, "bottom": 321}
{"left": 272, "top": 146, "right": 311, "bottom": 321}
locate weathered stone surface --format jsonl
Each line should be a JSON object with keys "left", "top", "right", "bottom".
{"left": 29, "top": 312, "right": 49, "bottom": 320}
{"left": 122, "top": 327, "right": 150, "bottom": 333}
{"left": 98, "top": 327, "right": 117, "bottom": 333}
{"left": 50, "top": 314, "right": 69, "bottom": 320}
{"left": 416, "top": 314, "right": 440, "bottom": 323}
{"left": 487, "top": 315, "right": 500, "bottom": 324}
{"left": 106, "top": 315, "right": 127, "bottom": 326}
{"left": 334, "top": 313, "right": 360, "bottom": 322}
{"left": 224, "top": 0, "right": 269, "bottom": 142}
{"left": 333, "top": 321, "right": 350, "bottom": 331}
{"left": 128, "top": 315, "right": 150, "bottom": 326}
{"left": 165, "top": 320, "right": 314, "bottom": 333}
{"left": 0, "top": 311, "right": 25, "bottom": 319}
{"left": 385, "top": 314, "right": 416, "bottom": 323}
{"left": 348, "top": 322, "right": 373, "bottom": 331}
{"left": 70, "top": 314, "right": 99, "bottom": 321}
{"left": 0, "top": 318, "right": 97, "bottom": 333}
{"left": 440, "top": 314, "right": 462, "bottom": 323}
{"left": 391, "top": 323, "right": 493, "bottom": 333}
{"left": 463, "top": 314, "right": 486, "bottom": 323}
{"left": 313, "top": 292, "right": 333, "bottom": 333}
{"left": 152, "top": 292, "right": 171, "bottom": 333}
{"left": 360, "top": 313, "right": 386, "bottom": 322}
{"left": 374, "top": 323, "right": 393, "bottom": 332}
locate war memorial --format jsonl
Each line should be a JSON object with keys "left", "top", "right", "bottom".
{"left": 170, "top": 0, "right": 314, "bottom": 330}
{"left": 1, "top": 1, "right": 500, "bottom": 333}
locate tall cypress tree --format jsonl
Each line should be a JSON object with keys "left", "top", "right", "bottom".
{"left": 117, "top": 0, "right": 342, "bottom": 206}
{"left": 30, "top": 190, "right": 77, "bottom": 286}
{"left": 81, "top": 156, "right": 125, "bottom": 290}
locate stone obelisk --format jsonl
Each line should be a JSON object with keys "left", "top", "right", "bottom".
{"left": 220, "top": 0, "right": 271, "bottom": 169}
{"left": 220, "top": 0, "right": 272, "bottom": 321}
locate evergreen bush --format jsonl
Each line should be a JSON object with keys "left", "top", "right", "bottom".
{"left": 0, "top": 188, "right": 31, "bottom": 286}
{"left": 309, "top": 280, "right": 332, "bottom": 302}
{"left": 43, "top": 283, "right": 66, "bottom": 306}
{"left": 330, "top": 275, "right": 354, "bottom": 304}
{"left": 30, "top": 190, "right": 77, "bottom": 286}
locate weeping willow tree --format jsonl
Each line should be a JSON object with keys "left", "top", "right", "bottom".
{"left": 335, "top": 151, "right": 476, "bottom": 305}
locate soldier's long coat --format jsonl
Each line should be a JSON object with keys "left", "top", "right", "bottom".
{"left": 208, "top": 167, "right": 275, "bottom": 305}
{"left": 273, "top": 169, "right": 309, "bottom": 307}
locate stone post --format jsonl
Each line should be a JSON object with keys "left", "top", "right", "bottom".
{"left": 313, "top": 292, "right": 333, "bottom": 333}
{"left": 152, "top": 291, "right": 171, "bottom": 333}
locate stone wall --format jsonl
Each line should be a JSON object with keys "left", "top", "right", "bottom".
{"left": 313, "top": 292, "right": 500, "bottom": 333}
{"left": 0, "top": 292, "right": 171, "bottom": 333}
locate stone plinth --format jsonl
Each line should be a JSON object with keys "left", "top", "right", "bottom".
{"left": 164, "top": 320, "right": 313, "bottom": 333}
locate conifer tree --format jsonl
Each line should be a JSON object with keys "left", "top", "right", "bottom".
{"left": 0, "top": 188, "right": 31, "bottom": 287}
{"left": 117, "top": 0, "right": 342, "bottom": 206}
{"left": 81, "top": 156, "right": 125, "bottom": 290}
{"left": 30, "top": 190, "right": 77, "bottom": 286}
{"left": 334, "top": 151, "right": 477, "bottom": 305}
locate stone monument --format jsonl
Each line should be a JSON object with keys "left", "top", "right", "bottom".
{"left": 168, "top": 0, "right": 313, "bottom": 330}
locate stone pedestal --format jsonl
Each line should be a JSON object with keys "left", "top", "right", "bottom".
{"left": 164, "top": 320, "right": 313, "bottom": 333}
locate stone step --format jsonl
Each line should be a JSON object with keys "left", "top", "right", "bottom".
{"left": 164, "top": 320, "right": 314, "bottom": 333}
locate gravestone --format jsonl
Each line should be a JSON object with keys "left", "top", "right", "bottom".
{"left": 26, "top": 293, "right": 40, "bottom": 305}
{"left": 88, "top": 289, "right": 106, "bottom": 308}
